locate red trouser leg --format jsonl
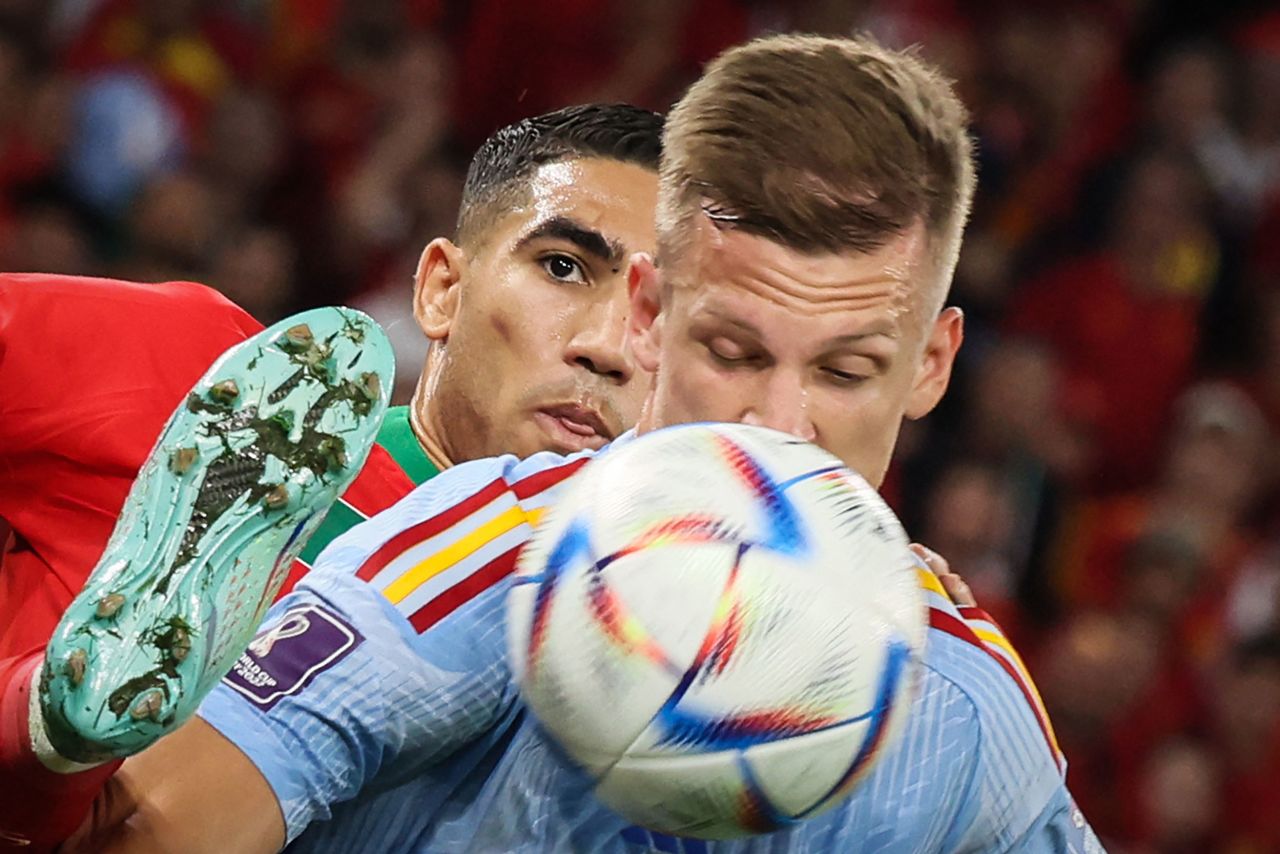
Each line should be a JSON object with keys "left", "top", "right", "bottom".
{"left": 0, "top": 650, "right": 121, "bottom": 852}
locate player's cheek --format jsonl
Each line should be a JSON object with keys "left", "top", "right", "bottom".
{"left": 815, "top": 392, "right": 885, "bottom": 467}
{"left": 682, "top": 362, "right": 739, "bottom": 420}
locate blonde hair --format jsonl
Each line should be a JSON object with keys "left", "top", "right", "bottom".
{"left": 659, "top": 33, "right": 976, "bottom": 309}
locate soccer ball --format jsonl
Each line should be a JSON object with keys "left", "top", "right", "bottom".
{"left": 507, "top": 423, "right": 928, "bottom": 839}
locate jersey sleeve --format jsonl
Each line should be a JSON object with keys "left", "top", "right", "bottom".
{"left": 197, "top": 449, "right": 590, "bottom": 842}
{"left": 1008, "top": 790, "right": 1104, "bottom": 854}
{"left": 924, "top": 627, "right": 1075, "bottom": 853}
{"left": 907, "top": 557, "right": 1080, "bottom": 852}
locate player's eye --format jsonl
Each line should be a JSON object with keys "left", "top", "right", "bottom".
{"left": 540, "top": 254, "right": 587, "bottom": 284}
{"left": 707, "top": 339, "right": 758, "bottom": 367}
{"left": 821, "top": 366, "right": 866, "bottom": 387}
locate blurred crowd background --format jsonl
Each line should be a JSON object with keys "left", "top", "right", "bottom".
{"left": 1, "top": 0, "right": 1278, "bottom": 850}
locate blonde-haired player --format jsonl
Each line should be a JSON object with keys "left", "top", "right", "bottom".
{"left": 69, "top": 34, "right": 1094, "bottom": 852}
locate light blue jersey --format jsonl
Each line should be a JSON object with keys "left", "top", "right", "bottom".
{"left": 199, "top": 435, "right": 1101, "bottom": 852}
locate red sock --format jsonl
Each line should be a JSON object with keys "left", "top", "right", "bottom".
{"left": 0, "top": 650, "right": 121, "bottom": 851}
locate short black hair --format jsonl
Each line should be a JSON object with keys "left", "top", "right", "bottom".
{"left": 455, "top": 103, "right": 663, "bottom": 247}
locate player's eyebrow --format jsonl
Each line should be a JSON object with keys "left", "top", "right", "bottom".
{"left": 515, "top": 216, "right": 625, "bottom": 266}
{"left": 698, "top": 308, "right": 897, "bottom": 348}
{"left": 697, "top": 308, "right": 763, "bottom": 338}
{"left": 821, "top": 326, "right": 899, "bottom": 348}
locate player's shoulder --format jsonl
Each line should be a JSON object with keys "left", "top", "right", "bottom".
{"left": 305, "top": 448, "right": 591, "bottom": 631}
{"left": 318, "top": 450, "right": 575, "bottom": 557}
{"left": 915, "top": 570, "right": 1059, "bottom": 755}
{"left": 916, "top": 601, "right": 1069, "bottom": 851}
{"left": 333, "top": 446, "right": 592, "bottom": 553}
{"left": 922, "top": 608, "right": 1060, "bottom": 759}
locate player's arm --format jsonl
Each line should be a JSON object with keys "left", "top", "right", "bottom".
{"left": 66, "top": 450, "right": 587, "bottom": 849}
{"left": 60, "top": 718, "right": 283, "bottom": 854}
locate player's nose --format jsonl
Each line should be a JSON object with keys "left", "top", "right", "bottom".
{"left": 740, "top": 373, "right": 817, "bottom": 442}
{"left": 564, "top": 292, "right": 634, "bottom": 385}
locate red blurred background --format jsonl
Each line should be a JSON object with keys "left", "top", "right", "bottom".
{"left": 0, "top": 1, "right": 1278, "bottom": 850}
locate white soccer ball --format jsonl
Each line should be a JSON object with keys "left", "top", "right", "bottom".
{"left": 507, "top": 423, "right": 928, "bottom": 840}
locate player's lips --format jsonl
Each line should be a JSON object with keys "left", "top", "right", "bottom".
{"left": 534, "top": 404, "right": 613, "bottom": 452}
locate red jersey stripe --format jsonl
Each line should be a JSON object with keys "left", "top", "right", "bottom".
{"left": 928, "top": 607, "right": 986, "bottom": 651}
{"left": 512, "top": 458, "right": 589, "bottom": 499}
{"left": 408, "top": 544, "right": 523, "bottom": 632}
{"left": 929, "top": 608, "right": 1063, "bottom": 770}
{"left": 397, "top": 458, "right": 589, "bottom": 630}
{"left": 355, "top": 478, "right": 509, "bottom": 582}
{"left": 958, "top": 606, "right": 1000, "bottom": 627}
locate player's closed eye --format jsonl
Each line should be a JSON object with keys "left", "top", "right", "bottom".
{"left": 706, "top": 339, "right": 763, "bottom": 368}
{"left": 540, "top": 253, "right": 589, "bottom": 285}
{"left": 820, "top": 366, "right": 867, "bottom": 387}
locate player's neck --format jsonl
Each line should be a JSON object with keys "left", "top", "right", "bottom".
{"left": 409, "top": 392, "right": 453, "bottom": 470}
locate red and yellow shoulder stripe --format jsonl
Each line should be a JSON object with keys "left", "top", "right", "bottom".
{"left": 356, "top": 459, "right": 588, "bottom": 632}
{"left": 917, "top": 568, "right": 1064, "bottom": 772}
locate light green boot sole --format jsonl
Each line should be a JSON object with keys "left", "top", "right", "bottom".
{"left": 40, "top": 307, "right": 393, "bottom": 763}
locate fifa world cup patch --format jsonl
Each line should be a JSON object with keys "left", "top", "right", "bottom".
{"left": 222, "top": 605, "right": 363, "bottom": 710}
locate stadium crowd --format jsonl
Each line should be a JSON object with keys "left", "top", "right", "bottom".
{"left": 0, "top": 0, "right": 1277, "bottom": 850}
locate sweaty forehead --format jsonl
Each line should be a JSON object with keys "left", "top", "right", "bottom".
{"left": 510, "top": 158, "right": 657, "bottom": 240}
{"left": 674, "top": 214, "right": 931, "bottom": 322}
{"left": 522, "top": 160, "right": 599, "bottom": 218}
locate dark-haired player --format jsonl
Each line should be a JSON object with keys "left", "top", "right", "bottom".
{"left": 0, "top": 103, "right": 662, "bottom": 849}
{"left": 64, "top": 34, "right": 1097, "bottom": 854}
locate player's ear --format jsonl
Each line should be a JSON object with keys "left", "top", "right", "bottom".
{"left": 905, "top": 307, "right": 963, "bottom": 420}
{"left": 413, "top": 238, "right": 467, "bottom": 341}
{"left": 627, "top": 253, "right": 663, "bottom": 373}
